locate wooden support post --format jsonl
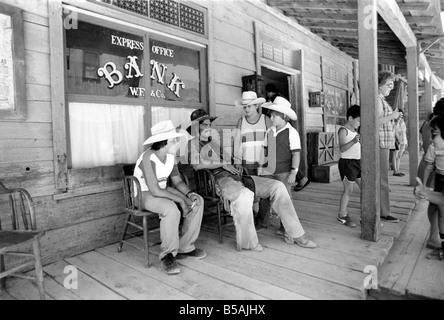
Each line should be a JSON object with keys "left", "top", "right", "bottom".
{"left": 425, "top": 75, "right": 433, "bottom": 115}
{"left": 358, "top": 0, "right": 380, "bottom": 241}
{"left": 407, "top": 47, "right": 419, "bottom": 186}
{"left": 49, "top": 0, "right": 68, "bottom": 190}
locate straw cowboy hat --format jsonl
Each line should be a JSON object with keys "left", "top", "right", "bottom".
{"left": 262, "top": 96, "right": 297, "bottom": 121}
{"left": 186, "top": 109, "right": 218, "bottom": 132}
{"left": 143, "top": 120, "right": 186, "bottom": 145}
{"left": 234, "top": 91, "right": 266, "bottom": 107}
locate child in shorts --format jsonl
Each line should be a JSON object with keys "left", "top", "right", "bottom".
{"left": 337, "top": 105, "right": 361, "bottom": 228}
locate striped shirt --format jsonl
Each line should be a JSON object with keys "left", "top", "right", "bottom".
{"left": 424, "top": 144, "right": 444, "bottom": 176}
{"left": 379, "top": 96, "right": 396, "bottom": 149}
{"left": 238, "top": 115, "right": 267, "bottom": 164}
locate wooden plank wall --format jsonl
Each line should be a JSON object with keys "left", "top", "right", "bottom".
{"left": 0, "top": 0, "right": 55, "bottom": 197}
{"left": 0, "top": 0, "right": 126, "bottom": 269}
{"left": 209, "top": 0, "right": 355, "bottom": 134}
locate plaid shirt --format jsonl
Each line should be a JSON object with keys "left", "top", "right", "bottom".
{"left": 379, "top": 96, "right": 395, "bottom": 149}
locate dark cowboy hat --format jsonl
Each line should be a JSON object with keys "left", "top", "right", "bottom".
{"left": 187, "top": 109, "right": 218, "bottom": 132}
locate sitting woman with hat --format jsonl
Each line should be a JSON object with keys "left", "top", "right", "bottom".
{"left": 134, "top": 120, "right": 206, "bottom": 275}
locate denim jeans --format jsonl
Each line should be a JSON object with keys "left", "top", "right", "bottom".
{"left": 251, "top": 176, "right": 305, "bottom": 239}
{"left": 142, "top": 190, "right": 204, "bottom": 260}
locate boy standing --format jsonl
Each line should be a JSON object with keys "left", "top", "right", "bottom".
{"left": 337, "top": 105, "right": 361, "bottom": 228}
{"left": 260, "top": 97, "right": 306, "bottom": 237}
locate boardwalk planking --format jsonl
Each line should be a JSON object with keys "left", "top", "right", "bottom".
{"left": 406, "top": 239, "right": 444, "bottom": 300}
{"left": 44, "top": 260, "right": 126, "bottom": 300}
{"left": 97, "top": 242, "right": 269, "bottom": 300}
{"left": 376, "top": 200, "right": 431, "bottom": 296}
{"left": 168, "top": 234, "right": 365, "bottom": 300}
{"left": 65, "top": 252, "right": 194, "bottom": 300}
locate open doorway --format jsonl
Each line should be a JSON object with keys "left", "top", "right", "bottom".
{"left": 261, "top": 65, "right": 307, "bottom": 174}
{"left": 261, "top": 67, "right": 290, "bottom": 101}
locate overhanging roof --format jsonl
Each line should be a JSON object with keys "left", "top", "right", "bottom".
{"left": 266, "top": 0, "right": 444, "bottom": 88}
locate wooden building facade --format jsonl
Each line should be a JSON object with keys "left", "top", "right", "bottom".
{"left": 1, "top": 0, "right": 443, "bottom": 266}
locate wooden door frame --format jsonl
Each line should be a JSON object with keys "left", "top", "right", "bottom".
{"left": 259, "top": 61, "right": 307, "bottom": 175}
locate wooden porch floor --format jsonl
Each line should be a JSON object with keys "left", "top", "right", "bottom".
{"left": 1, "top": 158, "right": 436, "bottom": 300}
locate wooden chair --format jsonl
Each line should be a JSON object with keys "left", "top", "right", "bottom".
{"left": 194, "top": 169, "right": 234, "bottom": 244}
{"left": 118, "top": 164, "right": 189, "bottom": 267}
{"left": 0, "top": 182, "right": 45, "bottom": 300}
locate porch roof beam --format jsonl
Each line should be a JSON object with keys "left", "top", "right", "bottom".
{"left": 420, "top": 53, "right": 442, "bottom": 89}
{"left": 377, "top": 0, "right": 417, "bottom": 48}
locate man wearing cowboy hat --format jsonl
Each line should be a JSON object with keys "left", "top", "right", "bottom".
{"left": 188, "top": 109, "right": 317, "bottom": 250}
{"left": 134, "top": 120, "right": 206, "bottom": 275}
{"left": 233, "top": 91, "right": 273, "bottom": 229}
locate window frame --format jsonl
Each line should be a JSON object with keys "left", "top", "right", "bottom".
{"left": 63, "top": 12, "right": 208, "bottom": 190}
{"left": 0, "top": 3, "right": 26, "bottom": 120}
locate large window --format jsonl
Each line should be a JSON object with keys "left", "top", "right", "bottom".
{"left": 0, "top": 3, "right": 25, "bottom": 120}
{"left": 65, "top": 18, "right": 206, "bottom": 169}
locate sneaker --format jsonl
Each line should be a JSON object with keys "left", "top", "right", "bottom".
{"left": 337, "top": 215, "right": 356, "bottom": 228}
{"left": 381, "top": 215, "right": 400, "bottom": 223}
{"left": 161, "top": 253, "right": 180, "bottom": 275}
{"left": 294, "top": 235, "right": 317, "bottom": 249}
{"left": 426, "top": 249, "right": 444, "bottom": 260}
{"left": 176, "top": 248, "right": 207, "bottom": 260}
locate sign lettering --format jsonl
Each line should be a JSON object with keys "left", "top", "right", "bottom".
{"left": 96, "top": 43, "right": 185, "bottom": 98}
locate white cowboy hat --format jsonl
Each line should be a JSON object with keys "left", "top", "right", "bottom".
{"left": 262, "top": 96, "right": 297, "bottom": 121}
{"left": 234, "top": 91, "right": 266, "bottom": 107}
{"left": 143, "top": 120, "right": 186, "bottom": 145}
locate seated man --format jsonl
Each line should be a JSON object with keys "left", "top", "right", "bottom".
{"left": 187, "top": 109, "right": 316, "bottom": 251}
{"left": 134, "top": 120, "right": 206, "bottom": 275}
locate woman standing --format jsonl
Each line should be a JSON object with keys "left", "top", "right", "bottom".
{"left": 378, "top": 71, "right": 402, "bottom": 222}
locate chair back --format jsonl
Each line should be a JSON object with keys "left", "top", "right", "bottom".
{"left": 121, "top": 165, "right": 143, "bottom": 212}
{"left": 0, "top": 181, "right": 36, "bottom": 231}
{"left": 194, "top": 169, "right": 217, "bottom": 198}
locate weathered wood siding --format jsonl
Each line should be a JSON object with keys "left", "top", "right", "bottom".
{"left": 0, "top": 0, "right": 55, "bottom": 197}
{"left": 0, "top": 0, "right": 356, "bottom": 268}
{"left": 209, "top": 0, "right": 355, "bottom": 133}
{"left": 0, "top": 0, "right": 125, "bottom": 269}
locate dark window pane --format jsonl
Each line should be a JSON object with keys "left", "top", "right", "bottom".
{"left": 149, "top": 39, "right": 200, "bottom": 103}
{"left": 66, "top": 20, "right": 145, "bottom": 98}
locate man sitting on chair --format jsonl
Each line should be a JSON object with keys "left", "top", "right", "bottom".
{"left": 134, "top": 120, "right": 206, "bottom": 275}
{"left": 187, "top": 109, "right": 317, "bottom": 252}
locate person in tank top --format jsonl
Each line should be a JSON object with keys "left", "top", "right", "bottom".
{"left": 134, "top": 120, "right": 206, "bottom": 275}
{"left": 337, "top": 105, "right": 361, "bottom": 228}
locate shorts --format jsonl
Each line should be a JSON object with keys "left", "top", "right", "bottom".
{"left": 434, "top": 173, "right": 444, "bottom": 192}
{"left": 338, "top": 158, "right": 361, "bottom": 182}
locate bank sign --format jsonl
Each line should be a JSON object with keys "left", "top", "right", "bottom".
{"left": 96, "top": 35, "right": 185, "bottom": 99}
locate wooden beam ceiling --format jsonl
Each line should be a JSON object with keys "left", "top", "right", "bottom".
{"left": 265, "top": 0, "right": 444, "bottom": 79}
